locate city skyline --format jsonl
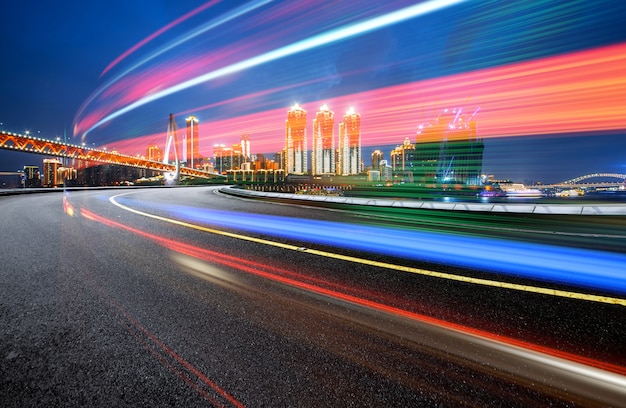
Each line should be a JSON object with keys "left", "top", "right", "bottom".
{"left": 2, "top": 101, "right": 625, "bottom": 186}
{"left": 211, "top": 103, "right": 484, "bottom": 184}
{"left": 1, "top": 1, "right": 625, "bottom": 184}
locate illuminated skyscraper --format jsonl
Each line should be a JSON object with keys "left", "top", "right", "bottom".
{"left": 240, "top": 134, "right": 251, "bottom": 162}
{"left": 213, "top": 143, "right": 244, "bottom": 173}
{"left": 338, "top": 107, "right": 361, "bottom": 175}
{"left": 213, "top": 144, "right": 230, "bottom": 174}
{"left": 390, "top": 137, "right": 416, "bottom": 183}
{"left": 415, "top": 107, "right": 483, "bottom": 185}
{"left": 43, "top": 158, "right": 62, "bottom": 187}
{"left": 23, "top": 165, "right": 41, "bottom": 188}
{"left": 232, "top": 143, "right": 243, "bottom": 169}
{"left": 312, "top": 105, "right": 335, "bottom": 175}
{"left": 371, "top": 150, "right": 383, "bottom": 170}
{"left": 285, "top": 104, "right": 307, "bottom": 175}
{"left": 57, "top": 166, "right": 77, "bottom": 183}
{"left": 185, "top": 116, "right": 200, "bottom": 168}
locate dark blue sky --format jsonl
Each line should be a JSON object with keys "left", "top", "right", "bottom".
{"left": 1, "top": 0, "right": 207, "bottom": 137}
{"left": 2, "top": 0, "right": 626, "bottom": 183}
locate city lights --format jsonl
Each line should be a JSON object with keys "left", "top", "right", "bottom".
{"left": 68, "top": 41, "right": 626, "bottom": 184}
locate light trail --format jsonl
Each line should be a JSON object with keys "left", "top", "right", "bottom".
{"left": 78, "top": 205, "right": 626, "bottom": 392}
{"left": 106, "top": 0, "right": 274, "bottom": 79}
{"left": 81, "top": 40, "right": 626, "bottom": 158}
{"left": 77, "top": 0, "right": 467, "bottom": 138}
{"left": 72, "top": 0, "right": 626, "bottom": 171}
{"left": 195, "top": 41, "right": 626, "bottom": 150}
{"left": 109, "top": 192, "right": 626, "bottom": 304}
{"left": 76, "top": 0, "right": 275, "bottom": 136}
{"left": 99, "top": 0, "right": 222, "bottom": 77}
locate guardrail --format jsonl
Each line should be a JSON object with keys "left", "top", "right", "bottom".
{"left": 221, "top": 186, "right": 626, "bottom": 215}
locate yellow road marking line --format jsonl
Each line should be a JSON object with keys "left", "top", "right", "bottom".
{"left": 110, "top": 194, "right": 626, "bottom": 307}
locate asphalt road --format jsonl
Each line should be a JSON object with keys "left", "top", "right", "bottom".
{"left": 2, "top": 186, "right": 626, "bottom": 407}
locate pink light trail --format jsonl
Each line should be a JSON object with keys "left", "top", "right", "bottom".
{"left": 94, "top": 42, "right": 626, "bottom": 159}
{"left": 99, "top": 0, "right": 222, "bottom": 78}
{"left": 197, "top": 42, "right": 626, "bottom": 153}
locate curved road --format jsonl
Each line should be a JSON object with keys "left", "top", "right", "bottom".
{"left": 2, "top": 186, "right": 626, "bottom": 406}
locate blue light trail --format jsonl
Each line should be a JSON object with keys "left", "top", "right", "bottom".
{"left": 75, "top": 0, "right": 275, "bottom": 135}
{"left": 119, "top": 197, "right": 626, "bottom": 296}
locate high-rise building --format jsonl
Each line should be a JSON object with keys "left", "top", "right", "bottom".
{"left": 413, "top": 127, "right": 441, "bottom": 183}
{"left": 371, "top": 150, "right": 383, "bottom": 170}
{"left": 338, "top": 107, "right": 361, "bottom": 175}
{"left": 240, "top": 134, "right": 251, "bottom": 162}
{"left": 379, "top": 159, "right": 393, "bottom": 182}
{"left": 285, "top": 104, "right": 307, "bottom": 175}
{"left": 147, "top": 145, "right": 163, "bottom": 162}
{"left": 185, "top": 116, "right": 200, "bottom": 168}
{"left": 23, "top": 165, "right": 41, "bottom": 188}
{"left": 390, "top": 137, "right": 416, "bottom": 183}
{"left": 58, "top": 167, "right": 77, "bottom": 182}
{"left": 213, "top": 144, "right": 231, "bottom": 174}
{"left": 417, "top": 108, "right": 484, "bottom": 185}
{"left": 43, "top": 158, "right": 62, "bottom": 187}
{"left": 312, "top": 105, "right": 335, "bottom": 175}
{"left": 213, "top": 143, "right": 244, "bottom": 173}
{"left": 274, "top": 151, "right": 284, "bottom": 171}
{"left": 232, "top": 143, "right": 243, "bottom": 169}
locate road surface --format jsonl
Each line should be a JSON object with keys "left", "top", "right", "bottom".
{"left": 2, "top": 186, "right": 626, "bottom": 406}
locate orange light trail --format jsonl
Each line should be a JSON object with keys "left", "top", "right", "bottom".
{"left": 88, "top": 42, "right": 626, "bottom": 158}
{"left": 198, "top": 42, "right": 626, "bottom": 150}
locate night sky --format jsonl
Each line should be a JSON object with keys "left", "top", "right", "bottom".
{"left": 2, "top": 0, "right": 626, "bottom": 183}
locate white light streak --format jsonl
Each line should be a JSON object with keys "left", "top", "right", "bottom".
{"left": 76, "top": 0, "right": 274, "bottom": 137}
{"left": 82, "top": 0, "right": 467, "bottom": 137}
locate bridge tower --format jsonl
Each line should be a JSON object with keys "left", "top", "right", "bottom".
{"left": 163, "top": 113, "right": 180, "bottom": 184}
